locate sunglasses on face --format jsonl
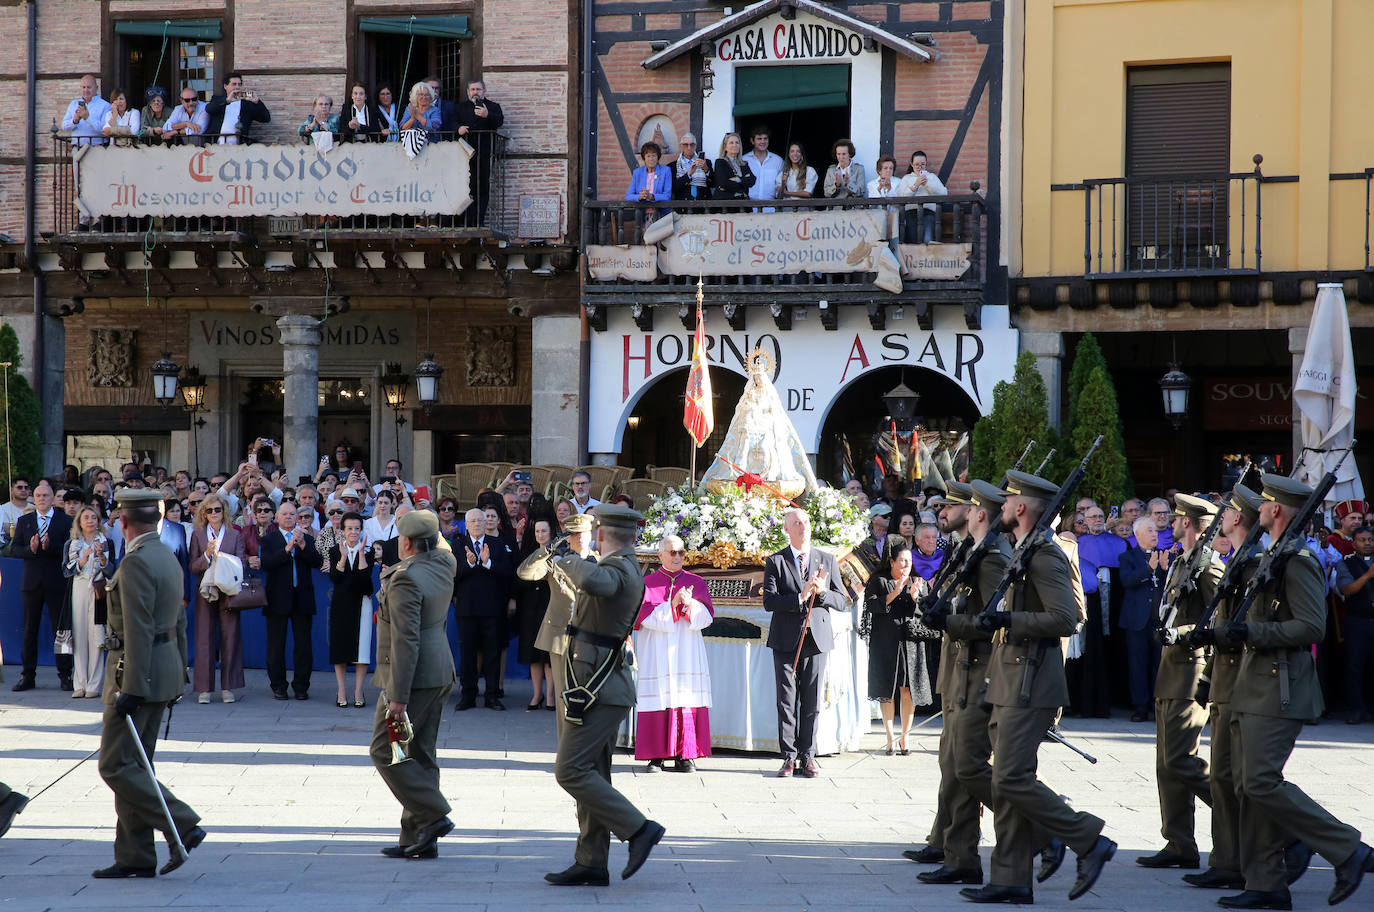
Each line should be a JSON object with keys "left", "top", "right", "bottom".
{"left": 439, "top": 505, "right": 455, "bottom": 512}
{"left": 205, "top": 506, "right": 223, "bottom": 514}
{"left": 256, "top": 507, "right": 274, "bottom": 514}
{"left": 328, "top": 509, "right": 343, "bottom": 516}
{"left": 666, "top": 549, "right": 686, "bottom": 557}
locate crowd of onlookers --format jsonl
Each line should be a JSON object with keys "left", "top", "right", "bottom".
{"left": 623, "top": 124, "right": 950, "bottom": 243}
{"left": 3, "top": 442, "right": 631, "bottom": 715}
{"left": 843, "top": 471, "right": 1374, "bottom": 733}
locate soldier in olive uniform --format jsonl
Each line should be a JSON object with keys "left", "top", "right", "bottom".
{"left": 1183, "top": 484, "right": 1263, "bottom": 891}
{"left": 904, "top": 481, "right": 973, "bottom": 867}
{"left": 961, "top": 471, "right": 1116, "bottom": 905}
{"left": 94, "top": 488, "right": 204, "bottom": 879}
{"left": 919, "top": 480, "right": 1012, "bottom": 885}
{"left": 545, "top": 504, "right": 665, "bottom": 887}
{"left": 371, "top": 510, "right": 459, "bottom": 859}
{"left": 1220, "top": 474, "right": 1373, "bottom": 910}
{"left": 517, "top": 512, "right": 594, "bottom": 739}
{"left": 1138, "top": 493, "right": 1224, "bottom": 870}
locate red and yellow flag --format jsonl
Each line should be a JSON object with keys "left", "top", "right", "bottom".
{"left": 684, "top": 298, "right": 713, "bottom": 447}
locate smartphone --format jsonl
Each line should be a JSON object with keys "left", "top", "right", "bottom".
{"left": 320, "top": 455, "right": 330, "bottom": 466}
{"left": 352, "top": 461, "right": 363, "bottom": 473}
{"left": 1108, "top": 506, "right": 1119, "bottom": 519}
{"left": 380, "top": 476, "right": 396, "bottom": 485}
{"left": 298, "top": 475, "right": 311, "bottom": 485}
{"left": 515, "top": 471, "right": 531, "bottom": 483}
{"left": 248, "top": 453, "right": 258, "bottom": 467}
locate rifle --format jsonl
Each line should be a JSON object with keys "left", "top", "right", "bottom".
{"left": 1033, "top": 448, "right": 1056, "bottom": 476}
{"left": 919, "top": 440, "right": 1035, "bottom": 616}
{"left": 1227, "top": 449, "right": 1351, "bottom": 630}
{"left": 975, "top": 435, "right": 1104, "bottom": 624}
{"left": 1161, "top": 513, "right": 1224, "bottom": 630}
{"left": 1186, "top": 460, "right": 1258, "bottom": 634}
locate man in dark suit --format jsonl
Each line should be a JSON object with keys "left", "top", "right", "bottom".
{"left": 12, "top": 480, "right": 75, "bottom": 691}
{"left": 762, "top": 507, "right": 848, "bottom": 778}
{"left": 1117, "top": 517, "right": 1165, "bottom": 722}
{"left": 204, "top": 71, "right": 271, "bottom": 144}
{"left": 453, "top": 507, "right": 514, "bottom": 710}
{"left": 453, "top": 79, "right": 505, "bottom": 227}
{"left": 260, "top": 501, "right": 322, "bottom": 700}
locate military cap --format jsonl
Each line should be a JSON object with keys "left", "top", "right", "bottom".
{"left": 1173, "top": 492, "right": 1218, "bottom": 521}
{"left": 867, "top": 503, "right": 892, "bottom": 518}
{"left": 562, "top": 512, "right": 594, "bottom": 533}
{"left": 593, "top": 502, "right": 643, "bottom": 531}
{"left": 1226, "top": 483, "right": 1263, "bottom": 521}
{"left": 1003, "top": 469, "right": 1059, "bottom": 502}
{"left": 113, "top": 487, "right": 165, "bottom": 508}
{"left": 969, "top": 479, "right": 1008, "bottom": 510}
{"left": 932, "top": 480, "right": 973, "bottom": 507}
{"left": 397, "top": 510, "right": 439, "bottom": 539}
{"left": 1260, "top": 473, "right": 1312, "bottom": 510}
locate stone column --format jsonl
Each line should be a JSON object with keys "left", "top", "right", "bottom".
{"left": 1021, "top": 330, "right": 1065, "bottom": 430}
{"left": 531, "top": 314, "right": 583, "bottom": 465}
{"left": 39, "top": 314, "right": 65, "bottom": 475}
{"left": 277, "top": 314, "right": 321, "bottom": 484}
{"left": 1289, "top": 325, "right": 1308, "bottom": 465}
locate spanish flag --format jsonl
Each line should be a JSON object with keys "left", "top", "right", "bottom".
{"left": 683, "top": 299, "right": 713, "bottom": 447}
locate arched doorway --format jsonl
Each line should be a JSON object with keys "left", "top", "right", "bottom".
{"left": 620, "top": 367, "right": 747, "bottom": 477}
{"left": 818, "top": 365, "right": 980, "bottom": 491}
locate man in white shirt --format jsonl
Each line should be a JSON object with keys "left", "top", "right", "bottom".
{"left": 570, "top": 471, "right": 602, "bottom": 515}
{"left": 163, "top": 89, "right": 210, "bottom": 146}
{"left": 372, "top": 459, "right": 416, "bottom": 497}
{"left": 61, "top": 75, "right": 111, "bottom": 147}
{"left": 745, "top": 126, "right": 785, "bottom": 211}
{"left": 0, "top": 476, "right": 31, "bottom": 547}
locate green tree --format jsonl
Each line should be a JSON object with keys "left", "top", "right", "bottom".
{"left": 1070, "top": 365, "right": 1130, "bottom": 509}
{"left": 969, "top": 351, "right": 1056, "bottom": 484}
{"left": 0, "top": 324, "right": 42, "bottom": 488}
{"left": 1064, "top": 332, "right": 1108, "bottom": 446}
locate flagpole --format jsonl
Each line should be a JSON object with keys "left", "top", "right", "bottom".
{"left": 690, "top": 275, "right": 703, "bottom": 486}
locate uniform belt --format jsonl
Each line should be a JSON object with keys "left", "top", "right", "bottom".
{"left": 566, "top": 624, "right": 624, "bottom": 649}
{"left": 152, "top": 632, "right": 171, "bottom": 645}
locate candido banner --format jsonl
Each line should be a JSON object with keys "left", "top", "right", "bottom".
{"left": 74, "top": 141, "right": 472, "bottom": 217}
{"left": 588, "top": 304, "right": 1018, "bottom": 454}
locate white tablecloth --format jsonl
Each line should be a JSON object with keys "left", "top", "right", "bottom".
{"left": 619, "top": 601, "right": 869, "bottom": 755}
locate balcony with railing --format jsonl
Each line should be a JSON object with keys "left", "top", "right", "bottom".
{"left": 1050, "top": 155, "right": 1297, "bottom": 278}
{"left": 44, "top": 130, "right": 509, "bottom": 243}
{"left": 579, "top": 188, "right": 990, "bottom": 330}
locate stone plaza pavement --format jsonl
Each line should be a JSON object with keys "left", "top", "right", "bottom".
{"left": 2, "top": 669, "right": 1372, "bottom": 912}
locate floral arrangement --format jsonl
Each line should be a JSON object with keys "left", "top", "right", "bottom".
{"left": 638, "top": 483, "right": 867, "bottom": 569}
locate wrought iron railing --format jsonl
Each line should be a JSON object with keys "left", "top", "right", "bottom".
{"left": 45, "top": 130, "right": 508, "bottom": 239}
{"left": 1051, "top": 155, "right": 1296, "bottom": 277}
{"left": 582, "top": 191, "right": 987, "bottom": 289}
{"left": 1330, "top": 167, "right": 1374, "bottom": 271}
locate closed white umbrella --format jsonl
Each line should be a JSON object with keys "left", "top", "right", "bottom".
{"left": 1294, "top": 283, "right": 1363, "bottom": 506}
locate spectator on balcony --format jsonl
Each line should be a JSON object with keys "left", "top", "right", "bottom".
{"left": 401, "top": 82, "right": 441, "bottom": 134}
{"left": 61, "top": 74, "right": 111, "bottom": 147}
{"left": 776, "top": 143, "right": 817, "bottom": 199}
{"left": 374, "top": 83, "right": 400, "bottom": 141}
{"left": 162, "top": 89, "right": 209, "bottom": 146}
{"left": 339, "top": 83, "right": 381, "bottom": 142}
{"left": 823, "top": 138, "right": 866, "bottom": 199}
{"left": 897, "top": 150, "right": 948, "bottom": 244}
{"left": 867, "top": 154, "right": 901, "bottom": 239}
{"left": 454, "top": 79, "right": 505, "bottom": 227}
{"left": 671, "top": 133, "right": 713, "bottom": 201}
{"left": 206, "top": 72, "right": 271, "bottom": 145}
{"left": 624, "top": 141, "right": 672, "bottom": 234}
{"left": 745, "top": 125, "right": 785, "bottom": 210}
{"left": 712, "top": 132, "right": 756, "bottom": 202}
{"left": 101, "top": 88, "right": 140, "bottom": 142}
{"left": 298, "top": 95, "right": 339, "bottom": 142}
{"left": 140, "top": 87, "right": 171, "bottom": 143}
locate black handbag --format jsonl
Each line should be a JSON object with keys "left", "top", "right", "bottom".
{"left": 226, "top": 574, "right": 268, "bottom": 610}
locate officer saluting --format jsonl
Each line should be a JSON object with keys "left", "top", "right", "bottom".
{"left": 1138, "top": 493, "right": 1223, "bottom": 871}
{"left": 1221, "top": 474, "right": 1373, "bottom": 909}
{"left": 94, "top": 488, "right": 203, "bottom": 879}
{"left": 371, "top": 509, "right": 458, "bottom": 859}
{"left": 545, "top": 504, "right": 665, "bottom": 887}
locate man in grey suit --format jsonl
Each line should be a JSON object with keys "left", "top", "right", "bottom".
{"left": 371, "top": 510, "right": 458, "bottom": 859}
{"left": 762, "top": 507, "right": 849, "bottom": 778}
{"left": 545, "top": 504, "right": 665, "bottom": 887}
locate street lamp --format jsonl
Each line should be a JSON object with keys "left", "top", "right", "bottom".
{"left": 414, "top": 354, "right": 443, "bottom": 414}
{"left": 180, "top": 366, "right": 208, "bottom": 477}
{"left": 151, "top": 353, "right": 181, "bottom": 407}
{"left": 882, "top": 379, "right": 922, "bottom": 433}
{"left": 381, "top": 362, "right": 410, "bottom": 461}
{"left": 1158, "top": 364, "right": 1192, "bottom": 430}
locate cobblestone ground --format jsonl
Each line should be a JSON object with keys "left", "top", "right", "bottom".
{"left": 2, "top": 669, "right": 1372, "bottom": 911}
